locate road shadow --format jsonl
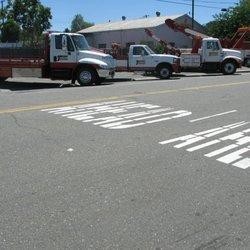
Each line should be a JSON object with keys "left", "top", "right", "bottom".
{"left": 0, "top": 72, "right": 243, "bottom": 92}
{"left": 0, "top": 80, "right": 64, "bottom": 91}
{"left": 0, "top": 79, "right": 116, "bottom": 91}
{"left": 176, "top": 73, "right": 242, "bottom": 78}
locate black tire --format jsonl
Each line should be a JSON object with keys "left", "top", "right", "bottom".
{"left": 0, "top": 77, "right": 7, "bottom": 82}
{"left": 77, "top": 67, "right": 97, "bottom": 86}
{"left": 157, "top": 65, "right": 172, "bottom": 79}
{"left": 222, "top": 60, "right": 237, "bottom": 75}
{"left": 244, "top": 58, "right": 250, "bottom": 67}
{"left": 96, "top": 77, "right": 105, "bottom": 85}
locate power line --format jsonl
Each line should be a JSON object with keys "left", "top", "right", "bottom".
{"left": 156, "top": 0, "right": 230, "bottom": 9}
{"left": 179, "top": 0, "right": 238, "bottom": 4}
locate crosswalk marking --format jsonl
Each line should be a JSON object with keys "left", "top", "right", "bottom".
{"left": 174, "top": 136, "right": 204, "bottom": 148}
{"left": 159, "top": 122, "right": 250, "bottom": 170}
{"left": 217, "top": 148, "right": 250, "bottom": 164}
{"left": 187, "top": 140, "right": 220, "bottom": 152}
{"left": 233, "top": 158, "right": 250, "bottom": 169}
{"left": 42, "top": 100, "right": 192, "bottom": 130}
{"left": 189, "top": 110, "right": 237, "bottom": 123}
{"left": 205, "top": 144, "right": 238, "bottom": 157}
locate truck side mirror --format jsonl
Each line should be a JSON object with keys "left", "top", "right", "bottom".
{"left": 141, "top": 50, "right": 145, "bottom": 56}
{"left": 62, "top": 35, "right": 67, "bottom": 51}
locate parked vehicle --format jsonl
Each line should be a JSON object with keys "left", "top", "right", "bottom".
{"left": 165, "top": 19, "right": 244, "bottom": 74}
{"left": 0, "top": 32, "right": 116, "bottom": 85}
{"left": 178, "top": 37, "right": 243, "bottom": 74}
{"left": 115, "top": 45, "right": 181, "bottom": 79}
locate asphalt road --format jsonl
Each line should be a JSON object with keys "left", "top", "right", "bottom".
{"left": 0, "top": 73, "right": 250, "bottom": 249}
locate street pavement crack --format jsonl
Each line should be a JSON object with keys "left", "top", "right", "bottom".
{"left": 9, "top": 113, "right": 46, "bottom": 135}
{"left": 8, "top": 113, "right": 62, "bottom": 146}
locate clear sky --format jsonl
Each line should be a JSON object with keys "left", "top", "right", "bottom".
{"left": 41, "top": 0, "right": 239, "bottom": 31}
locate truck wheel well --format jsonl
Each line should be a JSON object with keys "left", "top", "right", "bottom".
{"left": 156, "top": 62, "right": 173, "bottom": 72}
{"left": 156, "top": 63, "right": 173, "bottom": 79}
{"left": 74, "top": 64, "right": 98, "bottom": 79}
{"left": 222, "top": 58, "right": 238, "bottom": 68}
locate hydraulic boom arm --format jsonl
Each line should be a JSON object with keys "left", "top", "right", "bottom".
{"left": 144, "top": 28, "right": 181, "bottom": 56}
{"left": 165, "top": 19, "right": 208, "bottom": 53}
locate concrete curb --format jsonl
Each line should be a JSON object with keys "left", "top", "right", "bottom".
{"left": 106, "top": 69, "right": 250, "bottom": 83}
{"left": 175, "top": 70, "right": 250, "bottom": 78}
{"left": 131, "top": 70, "right": 250, "bottom": 81}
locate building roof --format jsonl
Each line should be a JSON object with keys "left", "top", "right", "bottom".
{"left": 79, "top": 14, "right": 184, "bottom": 34}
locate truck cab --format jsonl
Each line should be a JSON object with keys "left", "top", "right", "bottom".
{"left": 49, "top": 33, "right": 116, "bottom": 85}
{"left": 0, "top": 32, "right": 115, "bottom": 84}
{"left": 201, "top": 38, "right": 242, "bottom": 74}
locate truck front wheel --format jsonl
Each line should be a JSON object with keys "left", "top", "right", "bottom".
{"left": 222, "top": 61, "right": 236, "bottom": 75}
{"left": 244, "top": 58, "right": 250, "bottom": 67}
{"left": 157, "top": 65, "right": 172, "bottom": 79}
{"left": 77, "top": 67, "right": 97, "bottom": 86}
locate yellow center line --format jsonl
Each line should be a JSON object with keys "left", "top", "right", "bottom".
{"left": 0, "top": 80, "right": 249, "bottom": 115}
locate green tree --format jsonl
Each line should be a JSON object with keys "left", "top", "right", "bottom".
{"left": 205, "top": 0, "right": 250, "bottom": 38}
{"left": 64, "top": 28, "right": 71, "bottom": 33}
{"left": 154, "top": 44, "right": 165, "bottom": 54}
{"left": 0, "top": 0, "right": 11, "bottom": 28}
{"left": 1, "top": 18, "right": 20, "bottom": 42}
{"left": 71, "top": 14, "right": 93, "bottom": 32}
{"left": 0, "top": 8, "right": 4, "bottom": 25}
{"left": 7, "top": 0, "right": 52, "bottom": 46}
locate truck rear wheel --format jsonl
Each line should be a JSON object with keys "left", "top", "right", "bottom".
{"left": 157, "top": 65, "right": 172, "bottom": 79}
{"left": 222, "top": 61, "right": 236, "bottom": 75}
{"left": 77, "top": 67, "right": 97, "bottom": 86}
{"left": 95, "top": 77, "right": 105, "bottom": 85}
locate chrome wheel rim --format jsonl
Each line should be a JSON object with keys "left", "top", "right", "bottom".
{"left": 160, "top": 68, "right": 170, "bottom": 78}
{"left": 224, "top": 63, "right": 234, "bottom": 74}
{"left": 79, "top": 71, "right": 92, "bottom": 84}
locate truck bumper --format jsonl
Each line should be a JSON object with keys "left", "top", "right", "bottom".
{"left": 172, "top": 62, "right": 181, "bottom": 73}
{"left": 97, "top": 69, "right": 115, "bottom": 79}
{"left": 234, "top": 57, "right": 243, "bottom": 68}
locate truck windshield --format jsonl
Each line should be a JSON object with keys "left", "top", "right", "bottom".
{"left": 146, "top": 47, "right": 155, "bottom": 54}
{"left": 71, "top": 35, "right": 90, "bottom": 50}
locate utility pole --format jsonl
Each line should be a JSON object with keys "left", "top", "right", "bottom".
{"left": 191, "top": 0, "right": 194, "bottom": 30}
{"left": 191, "top": 0, "right": 194, "bottom": 46}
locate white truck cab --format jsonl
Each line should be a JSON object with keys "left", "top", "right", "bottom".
{"left": 181, "top": 38, "right": 242, "bottom": 74}
{"left": 116, "top": 45, "right": 180, "bottom": 79}
{"left": 50, "top": 33, "right": 116, "bottom": 85}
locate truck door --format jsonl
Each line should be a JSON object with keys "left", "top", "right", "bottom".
{"left": 50, "top": 34, "right": 77, "bottom": 64}
{"left": 129, "top": 46, "right": 152, "bottom": 70}
{"left": 202, "top": 40, "right": 221, "bottom": 63}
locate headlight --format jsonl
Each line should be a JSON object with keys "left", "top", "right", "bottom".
{"left": 173, "top": 58, "right": 179, "bottom": 63}
{"left": 100, "top": 64, "right": 110, "bottom": 70}
{"left": 102, "top": 56, "right": 113, "bottom": 60}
